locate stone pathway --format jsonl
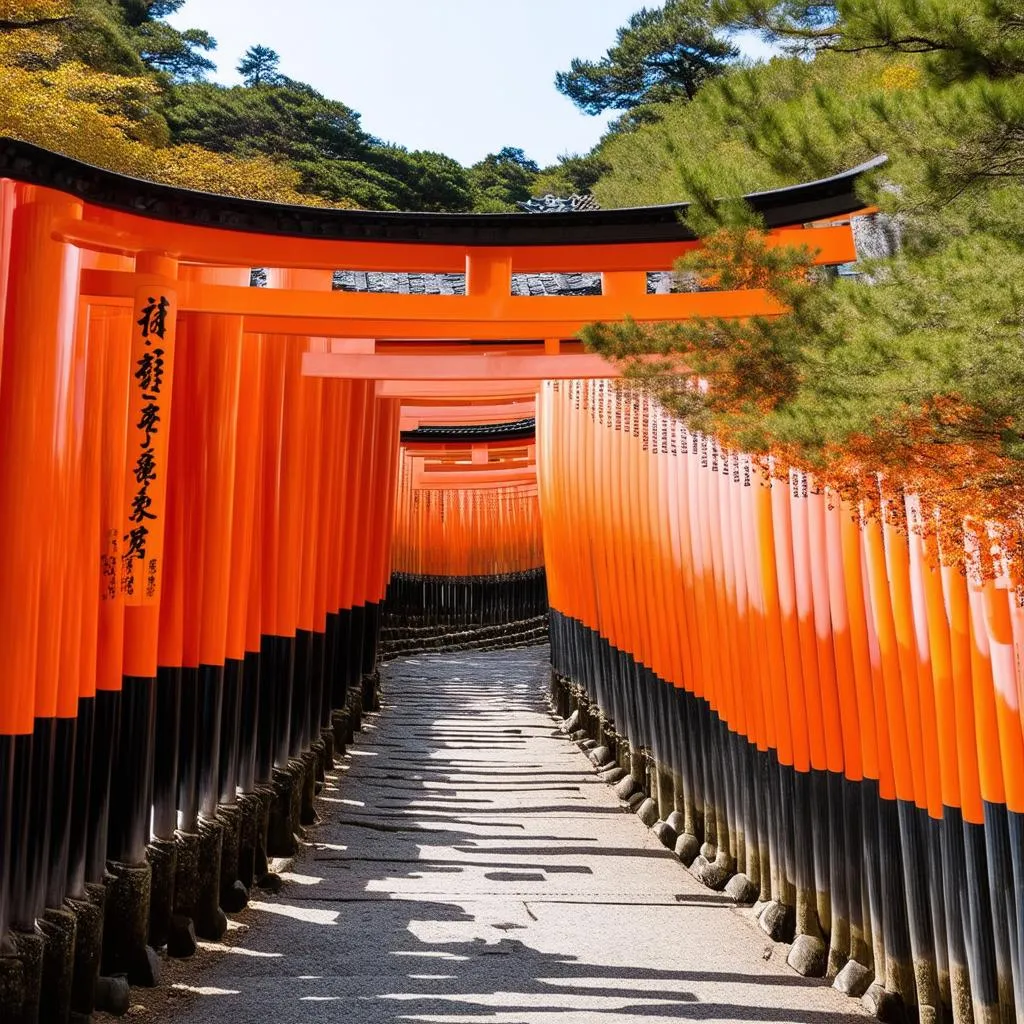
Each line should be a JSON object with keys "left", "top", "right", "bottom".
{"left": 125, "top": 645, "right": 867, "bottom": 1023}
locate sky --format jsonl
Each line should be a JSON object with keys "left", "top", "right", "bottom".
{"left": 168, "top": 0, "right": 775, "bottom": 168}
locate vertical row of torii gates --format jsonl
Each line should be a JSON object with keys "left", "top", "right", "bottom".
{"left": 0, "top": 138, "right": 1021, "bottom": 1024}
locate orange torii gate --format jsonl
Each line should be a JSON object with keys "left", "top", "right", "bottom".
{"left": 0, "top": 136, "right": 887, "bottom": 1024}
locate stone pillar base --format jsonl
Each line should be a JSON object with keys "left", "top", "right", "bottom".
{"left": 103, "top": 860, "right": 159, "bottom": 987}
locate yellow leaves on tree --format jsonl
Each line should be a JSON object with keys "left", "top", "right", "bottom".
{"left": 880, "top": 63, "right": 922, "bottom": 91}
{"left": 0, "top": 0, "right": 68, "bottom": 24}
{"left": 154, "top": 145, "right": 352, "bottom": 205}
{"left": 0, "top": 6, "right": 339, "bottom": 207}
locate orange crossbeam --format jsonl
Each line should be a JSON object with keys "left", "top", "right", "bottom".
{"left": 413, "top": 467, "right": 536, "bottom": 487}
{"left": 377, "top": 381, "right": 540, "bottom": 399}
{"left": 82, "top": 270, "right": 787, "bottom": 341}
{"left": 401, "top": 440, "right": 534, "bottom": 456}
{"left": 58, "top": 217, "right": 853, "bottom": 274}
{"left": 410, "top": 479, "right": 539, "bottom": 493}
{"left": 303, "top": 351, "right": 618, "bottom": 381}
{"left": 421, "top": 459, "right": 535, "bottom": 474}
{"left": 400, "top": 401, "right": 535, "bottom": 425}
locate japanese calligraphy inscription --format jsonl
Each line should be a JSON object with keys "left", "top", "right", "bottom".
{"left": 123, "top": 288, "right": 176, "bottom": 605}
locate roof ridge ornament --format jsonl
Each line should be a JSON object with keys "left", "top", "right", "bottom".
{"left": 517, "top": 194, "right": 601, "bottom": 214}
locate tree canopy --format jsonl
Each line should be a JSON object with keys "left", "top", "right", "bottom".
{"left": 578, "top": 0, "right": 1024, "bottom": 550}
{"left": 555, "top": 0, "right": 738, "bottom": 114}
{"left": 237, "top": 44, "right": 282, "bottom": 87}
{"left": 466, "top": 147, "right": 540, "bottom": 211}
{"left": 0, "top": 2, "right": 552, "bottom": 212}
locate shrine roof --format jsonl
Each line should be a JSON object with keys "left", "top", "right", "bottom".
{"left": 0, "top": 138, "right": 885, "bottom": 247}
{"left": 400, "top": 419, "right": 537, "bottom": 443}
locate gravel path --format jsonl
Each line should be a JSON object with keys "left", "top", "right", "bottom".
{"left": 119, "top": 644, "right": 867, "bottom": 1023}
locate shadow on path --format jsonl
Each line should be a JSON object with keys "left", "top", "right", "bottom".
{"left": 117, "top": 645, "right": 867, "bottom": 1024}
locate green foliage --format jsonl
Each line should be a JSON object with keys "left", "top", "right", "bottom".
{"left": 131, "top": 19, "right": 213, "bottom": 80}
{"left": 580, "top": 0, "right": 1024, "bottom": 524}
{"left": 592, "top": 49, "right": 891, "bottom": 210}
{"left": 164, "top": 78, "right": 481, "bottom": 210}
{"left": 47, "top": 0, "right": 215, "bottom": 80}
{"left": 237, "top": 43, "right": 282, "bottom": 87}
{"left": 716, "top": 0, "right": 1023, "bottom": 81}
{"left": 532, "top": 151, "right": 610, "bottom": 198}
{"left": 555, "top": 0, "right": 738, "bottom": 114}
{"left": 165, "top": 80, "right": 368, "bottom": 162}
{"left": 4, "top": 2, "right": 553, "bottom": 212}
{"left": 370, "top": 147, "right": 475, "bottom": 212}
{"left": 466, "top": 146, "right": 540, "bottom": 211}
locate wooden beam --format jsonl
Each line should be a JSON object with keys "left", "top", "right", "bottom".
{"left": 401, "top": 439, "right": 534, "bottom": 457}
{"left": 58, "top": 217, "right": 854, "bottom": 274}
{"left": 378, "top": 380, "right": 540, "bottom": 400}
{"left": 411, "top": 479, "right": 539, "bottom": 493}
{"left": 412, "top": 467, "right": 536, "bottom": 487}
{"left": 303, "top": 351, "right": 617, "bottom": 381}
{"left": 421, "top": 459, "right": 535, "bottom": 473}
{"left": 82, "top": 268, "right": 785, "bottom": 341}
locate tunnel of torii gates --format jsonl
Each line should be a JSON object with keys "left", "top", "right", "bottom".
{"left": 0, "top": 135, "right": 1020, "bottom": 1024}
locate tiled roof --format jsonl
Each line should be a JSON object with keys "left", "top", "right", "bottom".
{"left": 400, "top": 419, "right": 536, "bottom": 443}
{"left": 332, "top": 270, "right": 602, "bottom": 296}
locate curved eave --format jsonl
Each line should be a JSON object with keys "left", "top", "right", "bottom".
{"left": 0, "top": 138, "right": 885, "bottom": 247}
{"left": 400, "top": 419, "right": 537, "bottom": 444}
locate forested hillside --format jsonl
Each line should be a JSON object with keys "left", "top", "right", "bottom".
{"left": 3, "top": 0, "right": 1021, "bottom": 533}
{"left": 0, "top": 0, "right": 549, "bottom": 210}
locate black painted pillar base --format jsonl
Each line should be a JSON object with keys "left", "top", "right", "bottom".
{"left": 330, "top": 708, "right": 349, "bottom": 756}
{"left": 319, "top": 728, "right": 335, "bottom": 774}
{"left": 194, "top": 818, "right": 227, "bottom": 941}
{"left": 39, "top": 906, "right": 76, "bottom": 1024}
{"left": 216, "top": 804, "right": 248, "bottom": 914}
{"left": 347, "top": 689, "right": 363, "bottom": 735}
{"left": 235, "top": 792, "right": 260, "bottom": 891}
{"left": 11, "top": 927, "right": 44, "bottom": 1024}
{"left": 171, "top": 831, "right": 200, "bottom": 940}
{"left": 0, "top": 952, "right": 24, "bottom": 1024}
{"left": 299, "top": 750, "right": 318, "bottom": 828}
{"left": 252, "top": 784, "right": 276, "bottom": 881}
{"left": 67, "top": 883, "right": 104, "bottom": 1018}
{"left": 362, "top": 670, "right": 380, "bottom": 712}
{"left": 146, "top": 838, "right": 177, "bottom": 950}
{"left": 102, "top": 861, "right": 159, "bottom": 988}
{"left": 267, "top": 764, "right": 301, "bottom": 858}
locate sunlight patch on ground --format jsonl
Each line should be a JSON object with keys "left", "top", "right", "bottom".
{"left": 171, "top": 983, "right": 240, "bottom": 996}
{"left": 537, "top": 976, "right": 697, "bottom": 995}
{"left": 248, "top": 900, "right": 339, "bottom": 925}
{"left": 379, "top": 991, "right": 697, "bottom": 1009}
{"left": 196, "top": 941, "right": 282, "bottom": 958}
{"left": 389, "top": 950, "right": 471, "bottom": 961}
{"left": 278, "top": 871, "right": 325, "bottom": 885}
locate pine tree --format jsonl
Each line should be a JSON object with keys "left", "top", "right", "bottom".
{"left": 581, "top": 0, "right": 1024, "bottom": 547}
{"left": 555, "top": 0, "right": 738, "bottom": 114}
{"left": 237, "top": 44, "right": 282, "bottom": 88}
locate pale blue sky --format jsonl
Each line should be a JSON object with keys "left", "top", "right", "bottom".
{"left": 168, "top": 0, "right": 773, "bottom": 167}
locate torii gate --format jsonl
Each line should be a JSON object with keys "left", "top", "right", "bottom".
{"left": 0, "top": 137, "right": 872, "bottom": 1021}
